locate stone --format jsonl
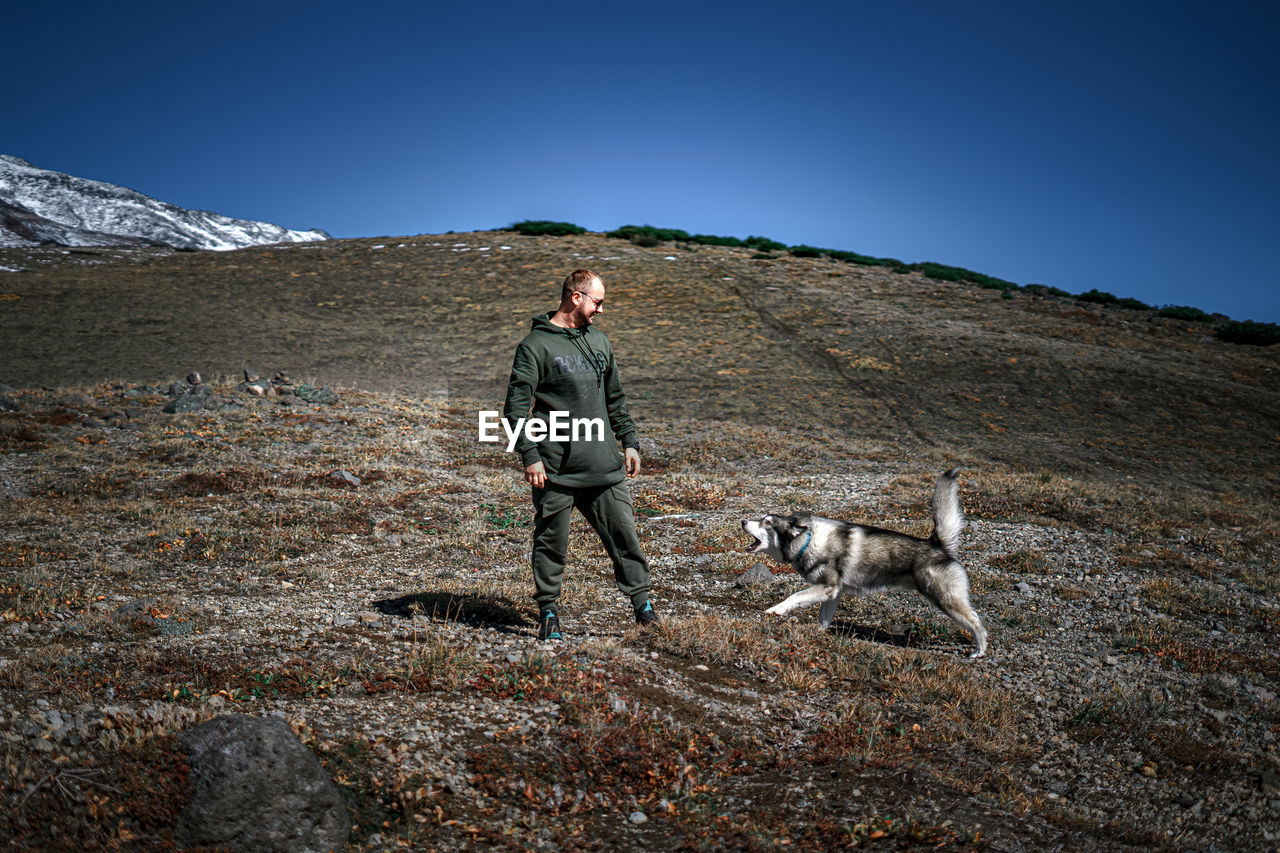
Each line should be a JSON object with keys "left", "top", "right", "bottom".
{"left": 735, "top": 563, "right": 779, "bottom": 588}
{"left": 187, "top": 372, "right": 203, "bottom": 385}
{"left": 295, "top": 385, "right": 338, "bottom": 405}
{"left": 328, "top": 470, "right": 361, "bottom": 488}
{"left": 111, "top": 598, "right": 158, "bottom": 625}
{"left": 55, "top": 392, "right": 97, "bottom": 409}
{"left": 1015, "top": 581, "right": 1033, "bottom": 595}
{"left": 176, "top": 714, "right": 350, "bottom": 853}
{"left": 0, "top": 395, "right": 19, "bottom": 412}
{"left": 163, "top": 383, "right": 212, "bottom": 413}
{"left": 244, "top": 368, "right": 261, "bottom": 382}
{"left": 629, "top": 811, "right": 648, "bottom": 825}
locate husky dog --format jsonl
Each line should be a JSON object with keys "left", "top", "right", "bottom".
{"left": 741, "top": 468, "right": 987, "bottom": 658}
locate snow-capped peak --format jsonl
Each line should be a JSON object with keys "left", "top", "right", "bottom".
{"left": 0, "top": 156, "right": 329, "bottom": 250}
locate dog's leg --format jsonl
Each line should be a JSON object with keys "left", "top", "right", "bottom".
{"left": 920, "top": 566, "right": 988, "bottom": 658}
{"left": 817, "top": 590, "right": 841, "bottom": 629}
{"left": 944, "top": 601, "right": 988, "bottom": 659}
{"left": 766, "top": 584, "right": 838, "bottom": 617}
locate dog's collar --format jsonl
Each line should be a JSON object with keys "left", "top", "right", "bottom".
{"left": 794, "top": 530, "right": 812, "bottom": 560}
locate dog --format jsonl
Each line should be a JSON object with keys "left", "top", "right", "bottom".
{"left": 741, "top": 468, "right": 987, "bottom": 658}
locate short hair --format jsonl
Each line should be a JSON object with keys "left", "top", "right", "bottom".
{"left": 560, "top": 269, "right": 601, "bottom": 303}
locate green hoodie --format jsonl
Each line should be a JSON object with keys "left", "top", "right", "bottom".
{"left": 502, "top": 312, "right": 638, "bottom": 488}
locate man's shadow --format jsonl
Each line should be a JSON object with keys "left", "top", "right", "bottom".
{"left": 371, "top": 591, "right": 531, "bottom": 636}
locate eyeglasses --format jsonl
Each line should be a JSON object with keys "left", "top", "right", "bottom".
{"left": 575, "top": 291, "right": 604, "bottom": 308}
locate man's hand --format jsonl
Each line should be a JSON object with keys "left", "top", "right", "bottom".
{"left": 524, "top": 460, "right": 547, "bottom": 488}
{"left": 624, "top": 447, "right": 641, "bottom": 478}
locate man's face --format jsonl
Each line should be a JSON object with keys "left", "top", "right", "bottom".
{"left": 574, "top": 278, "right": 605, "bottom": 326}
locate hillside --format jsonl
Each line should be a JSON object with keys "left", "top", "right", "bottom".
{"left": 1, "top": 231, "right": 1278, "bottom": 849}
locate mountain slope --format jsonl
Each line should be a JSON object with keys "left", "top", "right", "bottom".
{"left": 0, "top": 155, "right": 327, "bottom": 250}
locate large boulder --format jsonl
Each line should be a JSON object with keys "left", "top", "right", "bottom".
{"left": 176, "top": 714, "right": 350, "bottom": 852}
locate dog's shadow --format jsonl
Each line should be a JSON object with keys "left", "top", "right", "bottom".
{"left": 827, "top": 620, "right": 920, "bottom": 649}
{"left": 371, "top": 591, "right": 531, "bottom": 635}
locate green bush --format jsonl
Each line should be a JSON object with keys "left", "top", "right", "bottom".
{"left": 688, "top": 233, "right": 744, "bottom": 247}
{"left": 1025, "top": 284, "right": 1072, "bottom": 298}
{"left": 508, "top": 220, "right": 586, "bottom": 237}
{"left": 915, "top": 262, "right": 1019, "bottom": 291}
{"left": 788, "top": 245, "right": 824, "bottom": 258}
{"left": 606, "top": 225, "right": 690, "bottom": 244}
{"left": 1078, "top": 289, "right": 1119, "bottom": 305}
{"left": 630, "top": 230, "right": 663, "bottom": 248}
{"left": 826, "top": 249, "right": 882, "bottom": 265}
{"left": 1215, "top": 320, "right": 1280, "bottom": 346}
{"left": 743, "top": 235, "right": 787, "bottom": 252}
{"left": 1115, "top": 296, "right": 1153, "bottom": 311}
{"left": 1158, "top": 305, "right": 1212, "bottom": 322}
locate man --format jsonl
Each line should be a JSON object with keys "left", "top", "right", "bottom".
{"left": 503, "top": 269, "right": 657, "bottom": 641}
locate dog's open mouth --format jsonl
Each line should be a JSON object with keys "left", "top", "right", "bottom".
{"left": 741, "top": 519, "right": 768, "bottom": 553}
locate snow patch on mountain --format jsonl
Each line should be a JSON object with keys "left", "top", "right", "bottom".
{"left": 0, "top": 155, "right": 328, "bottom": 251}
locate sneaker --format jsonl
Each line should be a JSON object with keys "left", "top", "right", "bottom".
{"left": 634, "top": 601, "right": 659, "bottom": 627}
{"left": 537, "top": 610, "right": 562, "bottom": 641}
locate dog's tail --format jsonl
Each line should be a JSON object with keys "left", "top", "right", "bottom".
{"left": 930, "top": 468, "right": 963, "bottom": 560}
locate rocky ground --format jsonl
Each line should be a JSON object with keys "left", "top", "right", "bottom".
{"left": 1, "top": 232, "right": 1279, "bottom": 850}
{"left": 0, "top": 376, "right": 1277, "bottom": 851}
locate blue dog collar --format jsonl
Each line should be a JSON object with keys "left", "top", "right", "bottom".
{"left": 794, "top": 530, "right": 812, "bottom": 560}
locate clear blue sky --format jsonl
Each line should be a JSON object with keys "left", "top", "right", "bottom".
{"left": 7, "top": 1, "right": 1278, "bottom": 322}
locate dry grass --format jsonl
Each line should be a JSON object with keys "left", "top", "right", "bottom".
{"left": 2, "top": 231, "right": 1279, "bottom": 848}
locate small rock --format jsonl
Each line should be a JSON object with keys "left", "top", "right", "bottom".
{"left": 295, "top": 385, "right": 338, "bottom": 405}
{"left": 112, "top": 598, "right": 158, "bottom": 625}
{"left": 0, "top": 395, "right": 19, "bottom": 412}
{"left": 236, "top": 381, "right": 272, "bottom": 397}
{"left": 628, "top": 811, "right": 648, "bottom": 825}
{"left": 244, "top": 368, "right": 260, "bottom": 382}
{"left": 327, "top": 470, "right": 361, "bottom": 488}
{"left": 1175, "top": 792, "right": 1198, "bottom": 808}
{"left": 55, "top": 392, "right": 97, "bottom": 409}
{"left": 186, "top": 372, "right": 203, "bottom": 385}
{"left": 164, "top": 391, "right": 210, "bottom": 414}
{"left": 1015, "top": 581, "right": 1033, "bottom": 595}
{"left": 356, "top": 611, "right": 381, "bottom": 625}
{"left": 176, "top": 715, "right": 349, "bottom": 852}
{"left": 735, "top": 564, "right": 779, "bottom": 588}
{"left": 1261, "top": 769, "right": 1280, "bottom": 796}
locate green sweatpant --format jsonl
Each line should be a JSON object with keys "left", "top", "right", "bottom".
{"left": 530, "top": 480, "right": 651, "bottom": 613}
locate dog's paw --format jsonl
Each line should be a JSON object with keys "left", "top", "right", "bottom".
{"left": 764, "top": 604, "right": 786, "bottom": 617}
{"left": 968, "top": 649, "right": 986, "bottom": 659}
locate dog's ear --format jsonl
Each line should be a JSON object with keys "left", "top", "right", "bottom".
{"left": 789, "top": 515, "right": 810, "bottom": 531}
